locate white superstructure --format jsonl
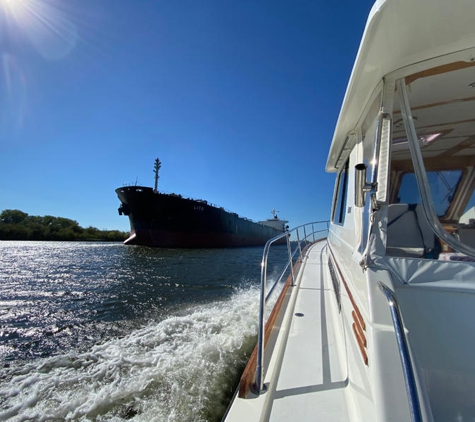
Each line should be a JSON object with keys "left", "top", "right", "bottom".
{"left": 258, "top": 209, "right": 289, "bottom": 232}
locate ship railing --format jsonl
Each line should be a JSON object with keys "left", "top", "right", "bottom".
{"left": 251, "top": 220, "right": 329, "bottom": 396}
{"left": 154, "top": 189, "right": 289, "bottom": 224}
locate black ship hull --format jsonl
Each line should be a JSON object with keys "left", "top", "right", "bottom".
{"left": 116, "top": 186, "right": 287, "bottom": 248}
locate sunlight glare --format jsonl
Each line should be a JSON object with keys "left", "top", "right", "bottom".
{"left": 1, "top": 0, "right": 29, "bottom": 22}
{"left": 1, "top": 0, "right": 78, "bottom": 60}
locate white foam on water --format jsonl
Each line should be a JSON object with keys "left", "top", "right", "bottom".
{"left": 0, "top": 287, "right": 262, "bottom": 422}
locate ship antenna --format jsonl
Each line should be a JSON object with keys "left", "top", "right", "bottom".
{"left": 153, "top": 158, "right": 161, "bottom": 193}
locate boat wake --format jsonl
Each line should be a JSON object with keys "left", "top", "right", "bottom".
{"left": 0, "top": 287, "right": 261, "bottom": 422}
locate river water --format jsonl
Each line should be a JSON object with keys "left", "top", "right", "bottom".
{"left": 0, "top": 241, "right": 289, "bottom": 421}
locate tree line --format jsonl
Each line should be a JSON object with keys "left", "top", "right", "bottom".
{"left": 0, "top": 209, "right": 129, "bottom": 242}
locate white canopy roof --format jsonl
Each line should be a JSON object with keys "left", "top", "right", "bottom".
{"left": 326, "top": 0, "right": 475, "bottom": 172}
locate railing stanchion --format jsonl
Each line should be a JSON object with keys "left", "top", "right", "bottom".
{"left": 286, "top": 232, "right": 294, "bottom": 286}
{"left": 296, "top": 230, "right": 302, "bottom": 257}
{"left": 254, "top": 241, "right": 271, "bottom": 394}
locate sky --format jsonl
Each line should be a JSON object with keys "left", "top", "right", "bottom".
{"left": 0, "top": 0, "right": 375, "bottom": 232}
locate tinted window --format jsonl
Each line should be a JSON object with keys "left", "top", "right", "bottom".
{"left": 332, "top": 161, "right": 349, "bottom": 224}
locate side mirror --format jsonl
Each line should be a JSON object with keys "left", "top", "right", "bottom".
{"left": 355, "top": 163, "right": 372, "bottom": 207}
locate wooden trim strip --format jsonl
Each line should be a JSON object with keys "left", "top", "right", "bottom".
{"left": 405, "top": 61, "right": 475, "bottom": 85}
{"left": 238, "top": 258, "right": 302, "bottom": 398}
{"left": 328, "top": 246, "right": 365, "bottom": 331}
{"left": 352, "top": 323, "right": 369, "bottom": 366}
{"left": 328, "top": 245, "right": 369, "bottom": 365}
{"left": 352, "top": 311, "right": 367, "bottom": 348}
{"left": 410, "top": 96, "right": 475, "bottom": 112}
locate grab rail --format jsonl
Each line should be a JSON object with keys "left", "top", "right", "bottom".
{"left": 378, "top": 282, "right": 423, "bottom": 422}
{"left": 253, "top": 221, "right": 329, "bottom": 395}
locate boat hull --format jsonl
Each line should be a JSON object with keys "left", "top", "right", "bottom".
{"left": 116, "top": 186, "right": 286, "bottom": 248}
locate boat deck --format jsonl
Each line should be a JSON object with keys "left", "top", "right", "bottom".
{"left": 225, "top": 240, "right": 352, "bottom": 421}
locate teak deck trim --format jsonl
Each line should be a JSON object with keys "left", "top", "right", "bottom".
{"left": 237, "top": 256, "right": 304, "bottom": 398}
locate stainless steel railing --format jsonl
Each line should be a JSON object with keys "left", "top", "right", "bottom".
{"left": 253, "top": 220, "right": 329, "bottom": 395}
{"left": 378, "top": 282, "right": 423, "bottom": 422}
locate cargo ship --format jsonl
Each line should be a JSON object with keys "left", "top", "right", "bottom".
{"left": 116, "top": 159, "right": 288, "bottom": 248}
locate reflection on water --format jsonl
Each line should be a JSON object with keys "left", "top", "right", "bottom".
{"left": 0, "top": 241, "right": 289, "bottom": 421}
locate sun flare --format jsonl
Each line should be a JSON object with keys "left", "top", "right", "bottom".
{"left": 0, "top": 0, "right": 78, "bottom": 60}
{"left": 1, "top": 0, "right": 29, "bottom": 20}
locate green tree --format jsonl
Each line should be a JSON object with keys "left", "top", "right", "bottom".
{"left": 0, "top": 209, "right": 128, "bottom": 241}
{"left": 0, "top": 209, "right": 29, "bottom": 224}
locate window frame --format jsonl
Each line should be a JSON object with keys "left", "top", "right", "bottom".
{"left": 332, "top": 160, "right": 349, "bottom": 225}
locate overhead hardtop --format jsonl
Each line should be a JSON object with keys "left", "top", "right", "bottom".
{"left": 326, "top": 0, "right": 475, "bottom": 172}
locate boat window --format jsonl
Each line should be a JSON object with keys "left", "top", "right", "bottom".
{"left": 397, "top": 170, "right": 463, "bottom": 217}
{"left": 388, "top": 60, "right": 475, "bottom": 256}
{"left": 332, "top": 160, "right": 349, "bottom": 225}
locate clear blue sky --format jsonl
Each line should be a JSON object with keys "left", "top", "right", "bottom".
{"left": 1, "top": 0, "right": 375, "bottom": 232}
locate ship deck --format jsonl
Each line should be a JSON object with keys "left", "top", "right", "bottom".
{"left": 224, "top": 241, "right": 352, "bottom": 421}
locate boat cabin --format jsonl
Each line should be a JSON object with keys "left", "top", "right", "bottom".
{"left": 326, "top": 0, "right": 475, "bottom": 419}
{"left": 225, "top": 1, "right": 475, "bottom": 421}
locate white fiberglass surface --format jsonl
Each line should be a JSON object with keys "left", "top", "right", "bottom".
{"left": 267, "top": 242, "right": 350, "bottom": 422}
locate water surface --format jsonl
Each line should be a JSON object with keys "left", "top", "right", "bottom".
{"left": 0, "top": 241, "right": 288, "bottom": 421}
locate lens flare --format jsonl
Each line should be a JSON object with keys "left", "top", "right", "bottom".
{"left": 0, "top": 52, "right": 27, "bottom": 133}
{"left": 0, "top": 0, "right": 79, "bottom": 134}
{"left": 1, "top": 0, "right": 78, "bottom": 60}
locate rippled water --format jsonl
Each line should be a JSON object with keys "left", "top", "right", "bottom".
{"left": 0, "top": 241, "right": 288, "bottom": 421}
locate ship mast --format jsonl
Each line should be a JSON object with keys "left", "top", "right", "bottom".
{"left": 153, "top": 158, "right": 161, "bottom": 193}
